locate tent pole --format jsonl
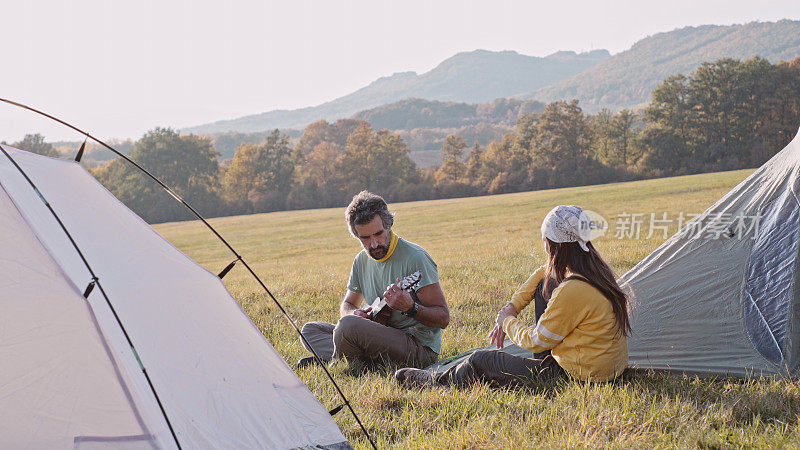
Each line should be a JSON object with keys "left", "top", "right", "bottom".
{"left": 0, "top": 145, "right": 183, "bottom": 449}
{"left": 1, "top": 98, "right": 377, "bottom": 449}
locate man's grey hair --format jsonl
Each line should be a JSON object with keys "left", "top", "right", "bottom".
{"left": 345, "top": 190, "right": 394, "bottom": 236}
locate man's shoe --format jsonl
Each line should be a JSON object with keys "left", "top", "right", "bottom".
{"left": 297, "top": 356, "right": 321, "bottom": 368}
{"left": 394, "top": 368, "right": 435, "bottom": 388}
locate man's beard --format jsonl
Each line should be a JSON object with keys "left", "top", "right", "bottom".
{"left": 368, "top": 244, "right": 390, "bottom": 260}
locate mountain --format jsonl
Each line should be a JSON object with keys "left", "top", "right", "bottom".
{"left": 182, "top": 49, "right": 609, "bottom": 134}
{"left": 522, "top": 20, "right": 800, "bottom": 111}
{"left": 184, "top": 20, "right": 800, "bottom": 138}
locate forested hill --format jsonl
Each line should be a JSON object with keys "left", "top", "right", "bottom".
{"left": 524, "top": 20, "right": 800, "bottom": 111}
{"left": 352, "top": 97, "right": 545, "bottom": 130}
{"left": 181, "top": 49, "right": 608, "bottom": 134}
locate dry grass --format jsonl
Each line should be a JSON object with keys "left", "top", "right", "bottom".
{"left": 156, "top": 168, "right": 800, "bottom": 448}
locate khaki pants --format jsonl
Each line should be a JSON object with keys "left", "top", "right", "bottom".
{"left": 300, "top": 315, "right": 438, "bottom": 368}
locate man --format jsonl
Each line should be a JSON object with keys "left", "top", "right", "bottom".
{"left": 298, "top": 190, "right": 449, "bottom": 369}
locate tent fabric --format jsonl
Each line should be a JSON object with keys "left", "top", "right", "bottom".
{"left": 620, "top": 128, "right": 800, "bottom": 377}
{"left": 0, "top": 186, "right": 164, "bottom": 448}
{"left": 743, "top": 186, "right": 799, "bottom": 364}
{"left": 0, "top": 146, "right": 349, "bottom": 448}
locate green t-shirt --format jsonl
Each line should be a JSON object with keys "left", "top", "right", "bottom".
{"left": 347, "top": 237, "right": 443, "bottom": 354}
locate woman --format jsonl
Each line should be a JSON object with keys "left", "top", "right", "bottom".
{"left": 395, "top": 205, "right": 630, "bottom": 388}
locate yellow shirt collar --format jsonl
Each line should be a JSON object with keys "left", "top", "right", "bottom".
{"left": 376, "top": 231, "right": 399, "bottom": 262}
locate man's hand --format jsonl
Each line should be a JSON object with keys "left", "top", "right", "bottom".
{"left": 340, "top": 290, "right": 366, "bottom": 318}
{"left": 353, "top": 307, "right": 372, "bottom": 318}
{"left": 383, "top": 278, "right": 414, "bottom": 312}
{"left": 488, "top": 303, "right": 518, "bottom": 348}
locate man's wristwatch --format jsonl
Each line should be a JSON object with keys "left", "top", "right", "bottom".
{"left": 402, "top": 301, "right": 419, "bottom": 318}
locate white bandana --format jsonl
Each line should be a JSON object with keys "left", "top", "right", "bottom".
{"left": 541, "top": 205, "right": 592, "bottom": 252}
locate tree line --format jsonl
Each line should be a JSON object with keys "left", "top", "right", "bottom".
{"left": 434, "top": 56, "right": 800, "bottom": 195}
{"left": 8, "top": 56, "right": 800, "bottom": 223}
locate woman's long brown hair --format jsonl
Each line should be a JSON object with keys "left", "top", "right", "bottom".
{"left": 543, "top": 238, "right": 631, "bottom": 336}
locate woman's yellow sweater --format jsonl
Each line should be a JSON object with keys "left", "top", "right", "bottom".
{"left": 502, "top": 266, "right": 628, "bottom": 381}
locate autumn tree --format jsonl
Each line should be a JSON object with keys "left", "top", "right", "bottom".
{"left": 93, "top": 128, "right": 220, "bottom": 223}
{"left": 433, "top": 135, "right": 477, "bottom": 197}
{"left": 527, "top": 100, "right": 606, "bottom": 188}
{"left": 287, "top": 141, "right": 346, "bottom": 209}
{"left": 435, "top": 135, "right": 467, "bottom": 182}
{"left": 480, "top": 132, "right": 531, "bottom": 194}
{"left": 290, "top": 119, "right": 423, "bottom": 207}
{"left": 592, "top": 109, "right": 642, "bottom": 168}
{"left": 464, "top": 141, "right": 484, "bottom": 183}
{"left": 592, "top": 109, "right": 615, "bottom": 163}
{"left": 336, "top": 122, "right": 419, "bottom": 197}
{"left": 640, "top": 74, "right": 694, "bottom": 175}
{"left": 305, "top": 142, "right": 341, "bottom": 183}
{"left": 293, "top": 120, "right": 333, "bottom": 156}
{"left": 294, "top": 119, "right": 365, "bottom": 156}
{"left": 641, "top": 57, "right": 800, "bottom": 174}
{"left": 752, "top": 57, "right": 800, "bottom": 163}
{"left": 12, "top": 133, "right": 60, "bottom": 157}
{"left": 223, "top": 129, "right": 294, "bottom": 212}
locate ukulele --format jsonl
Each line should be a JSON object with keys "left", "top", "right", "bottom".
{"left": 367, "top": 271, "right": 421, "bottom": 325}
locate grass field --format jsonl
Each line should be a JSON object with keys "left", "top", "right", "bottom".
{"left": 156, "top": 168, "right": 800, "bottom": 448}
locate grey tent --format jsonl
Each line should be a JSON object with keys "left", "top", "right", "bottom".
{"left": 621, "top": 128, "right": 800, "bottom": 377}
{"left": 0, "top": 145, "right": 349, "bottom": 448}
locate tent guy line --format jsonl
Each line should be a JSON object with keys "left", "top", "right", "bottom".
{"left": 0, "top": 97, "right": 376, "bottom": 449}
{"left": 0, "top": 143, "right": 182, "bottom": 448}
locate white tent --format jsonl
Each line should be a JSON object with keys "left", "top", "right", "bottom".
{"left": 0, "top": 145, "right": 349, "bottom": 448}
{"left": 621, "top": 128, "right": 800, "bottom": 377}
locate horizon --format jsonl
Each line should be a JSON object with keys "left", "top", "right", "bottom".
{"left": 4, "top": 0, "right": 800, "bottom": 142}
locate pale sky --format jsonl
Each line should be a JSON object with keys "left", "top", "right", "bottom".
{"left": 3, "top": 0, "right": 800, "bottom": 142}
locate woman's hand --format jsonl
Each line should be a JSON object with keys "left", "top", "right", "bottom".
{"left": 488, "top": 324, "right": 505, "bottom": 348}
{"left": 488, "top": 303, "right": 518, "bottom": 348}
{"left": 496, "top": 302, "right": 518, "bottom": 326}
